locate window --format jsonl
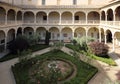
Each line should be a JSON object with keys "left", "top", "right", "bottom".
{"left": 75, "top": 16, "right": 79, "bottom": 20}
{"left": 73, "top": 0, "right": 77, "bottom": 5}
{"left": 42, "top": 0, "right": 46, "bottom": 5}
{"left": 43, "top": 16, "right": 47, "bottom": 20}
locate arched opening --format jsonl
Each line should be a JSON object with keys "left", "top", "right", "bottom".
{"left": 101, "top": 28, "right": 105, "bottom": 42}
{"left": 0, "top": 7, "right": 6, "bottom": 24}
{"left": 24, "top": 27, "right": 34, "bottom": 36}
{"left": 17, "top": 11, "right": 22, "bottom": 21}
{"left": 49, "top": 12, "right": 60, "bottom": 23}
{"left": 106, "top": 30, "right": 112, "bottom": 43}
{"left": 36, "top": 27, "right": 46, "bottom": 42}
{"left": 61, "top": 27, "right": 72, "bottom": 42}
{"left": 101, "top": 11, "right": 105, "bottom": 20}
{"left": 0, "top": 30, "right": 5, "bottom": 51}
{"left": 24, "top": 11, "right": 35, "bottom": 23}
{"left": 88, "top": 11, "right": 100, "bottom": 22}
{"left": 61, "top": 12, "right": 72, "bottom": 23}
{"left": 114, "top": 32, "right": 120, "bottom": 46}
{"left": 115, "top": 6, "right": 120, "bottom": 21}
{"left": 88, "top": 27, "right": 99, "bottom": 40}
{"left": 49, "top": 27, "right": 60, "bottom": 41}
{"left": 36, "top": 12, "right": 47, "bottom": 23}
{"left": 7, "top": 29, "right": 15, "bottom": 43}
{"left": 74, "top": 12, "right": 85, "bottom": 23}
{"left": 17, "top": 27, "right": 22, "bottom": 36}
{"left": 7, "top": 9, "right": 16, "bottom": 24}
{"left": 107, "top": 9, "right": 113, "bottom": 21}
{"left": 74, "top": 27, "right": 86, "bottom": 38}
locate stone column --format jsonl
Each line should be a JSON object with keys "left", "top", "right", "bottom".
{"left": 34, "top": 13, "right": 36, "bottom": 23}
{"left": 4, "top": 36, "right": 7, "bottom": 51}
{"left": 112, "top": 36, "right": 115, "bottom": 51}
{"left": 105, "top": 33, "right": 107, "bottom": 44}
{"left": 86, "top": 13, "right": 88, "bottom": 24}
{"left": 86, "top": 29, "right": 88, "bottom": 43}
{"left": 105, "top": 13, "right": 108, "bottom": 24}
{"left": 113, "top": 11, "right": 116, "bottom": 25}
{"left": 59, "top": 13, "right": 61, "bottom": 24}
{"left": 47, "top": 13, "right": 49, "bottom": 24}
{"left": 72, "top": 13, "right": 74, "bottom": 24}
{"left": 5, "top": 12, "right": 7, "bottom": 25}
{"left": 99, "top": 29, "right": 102, "bottom": 42}
{"left": 59, "top": 30, "right": 62, "bottom": 42}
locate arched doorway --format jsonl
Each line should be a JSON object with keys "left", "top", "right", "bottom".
{"left": 61, "top": 27, "right": 72, "bottom": 42}
{"left": 49, "top": 27, "right": 60, "bottom": 41}
{"left": 106, "top": 30, "right": 112, "bottom": 43}
{"left": 0, "top": 7, "right": 6, "bottom": 24}
{"left": 74, "top": 27, "right": 86, "bottom": 38}
{"left": 24, "top": 27, "right": 34, "bottom": 37}
{"left": 17, "top": 27, "right": 22, "bottom": 36}
{"left": 7, "top": 29, "right": 15, "bottom": 43}
{"left": 107, "top": 9, "right": 113, "bottom": 21}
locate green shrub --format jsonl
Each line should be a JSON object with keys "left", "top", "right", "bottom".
{"left": 8, "top": 36, "right": 29, "bottom": 54}
{"left": 50, "top": 42, "right": 63, "bottom": 52}
{"left": 88, "top": 42, "right": 109, "bottom": 57}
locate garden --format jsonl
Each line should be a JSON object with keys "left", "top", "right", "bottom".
{"left": 12, "top": 50, "right": 98, "bottom": 84}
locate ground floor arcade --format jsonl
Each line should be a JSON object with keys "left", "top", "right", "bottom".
{"left": 0, "top": 26, "right": 120, "bottom": 52}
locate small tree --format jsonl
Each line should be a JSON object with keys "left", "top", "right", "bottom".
{"left": 26, "top": 33, "right": 40, "bottom": 46}
{"left": 45, "top": 30, "right": 51, "bottom": 45}
{"left": 88, "top": 42, "right": 109, "bottom": 57}
{"left": 8, "top": 35, "right": 29, "bottom": 54}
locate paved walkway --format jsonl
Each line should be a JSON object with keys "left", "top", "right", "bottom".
{"left": 0, "top": 46, "right": 120, "bottom": 84}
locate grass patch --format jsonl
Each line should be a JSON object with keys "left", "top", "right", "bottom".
{"left": 12, "top": 50, "right": 97, "bottom": 84}
{"left": 65, "top": 44, "right": 116, "bottom": 66}
{"left": 0, "top": 44, "right": 49, "bottom": 62}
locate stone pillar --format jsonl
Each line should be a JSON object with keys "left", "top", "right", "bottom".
{"left": 59, "top": 13, "right": 61, "bottom": 24}
{"left": 47, "top": 13, "right": 49, "bottom": 24}
{"left": 86, "top": 29, "right": 88, "bottom": 43}
{"left": 72, "top": 31, "right": 74, "bottom": 39}
{"left": 72, "top": 13, "right": 74, "bottom": 24}
{"left": 5, "top": 12, "right": 7, "bottom": 25}
{"left": 86, "top": 13, "right": 88, "bottom": 24}
{"left": 15, "top": 15, "right": 17, "bottom": 24}
{"left": 99, "top": 29, "right": 102, "bottom": 42}
{"left": 34, "top": 13, "right": 36, "bottom": 23}
{"left": 113, "top": 11, "right": 116, "bottom": 25}
{"left": 112, "top": 36, "right": 115, "bottom": 51}
{"left": 4, "top": 36, "right": 7, "bottom": 51}
{"left": 105, "top": 34, "right": 107, "bottom": 44}
{"left": 105, "top": 13, "right": 108, "bottom": 24}
{"left": 59, "top": 30, "right": 62, "bottom": 42}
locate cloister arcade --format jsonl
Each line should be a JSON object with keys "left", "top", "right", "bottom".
{"left": 1, "top": 4, "right": 120, "bottom": 52}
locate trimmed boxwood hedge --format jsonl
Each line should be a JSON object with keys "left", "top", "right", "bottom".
{"left": 12, "top": 50, "right": 98, "bottom": 84}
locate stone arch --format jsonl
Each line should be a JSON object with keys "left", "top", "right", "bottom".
{"left": 114, "top": 32, "right": 120, "bottom": 46}
{"left": 88, "top": 11, "right": 100, "bottom": 20}
{"left": 0, "top": 7, "right": 6, "bottom": 24}
{"left": 24, "top": 11, "right": 35, "bottom": 23}
{"left": 24, "top": 27, "right": 34, "bottom": 36}
{"left": 88, "top": 27, "right": 99, "bottom": 40}
{"left": 61, "top": 12, "right": 72, "bottom": 23}
{"left": 106, "top": 29, "right": 112, "bottom": 43}
{"left": 74, "top": 27, "right": 86, "bottom": 38}
{"left": 101, "top": 11, "right": 105, "bottom": 20}
{"left": 115, "top": 6, "right": 120, "bottom": 21}
{"left": 36, "top": 27, "right": 46, "bottom": 41}
{"left": 17, "top": 27, "right": 22, "bottom": 36}
{"left": 49, "top": 27, "right": 60, "bottom": 41}
{"left": 0, "top": 30, "right": 5, "bottom": 51}
{"left": 107, "top": 9, "right": 113, "bottom": 21}
{"left": 7, "top": 29, "right": 15, "bottom": 43}
{"left": 48, "top": 12, "right": 60, "bottom": 23}
{"left": 74, "top": 11, "right": 86, "bottom": 23}
{"left": 61, "top": 27, "right": 72, "bottom": 41}
{"left": 7, "top": 9, "right": 16, "bottom": 23}
{"left": 17, "top": 11, "right": 22, "bottom": 21}
{"left": 36, "top": 11, "right": 47, "bottom": 23}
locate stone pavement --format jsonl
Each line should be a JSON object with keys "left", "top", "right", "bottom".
{"left": 0, "top": 46, "right": 120, "bottom": 84}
